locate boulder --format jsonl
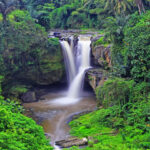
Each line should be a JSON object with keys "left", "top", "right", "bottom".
{"left": 21, "top": 91, "right": 37, "bottom": 103}
{"left": 86, "top": 68, "right": 108, "bottom": 90}
{"left": 55, "top": 137, "right": 88, "bottom": 148}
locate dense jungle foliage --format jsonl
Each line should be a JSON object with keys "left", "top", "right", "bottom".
{"left": 0, "top": 0, "right": 150, "bottom": 149}
{"left": 0, "top": 76, "right": 53, "bottom": 150}
{"left": 68, "top": 78, "right": 150, "bottom": 149}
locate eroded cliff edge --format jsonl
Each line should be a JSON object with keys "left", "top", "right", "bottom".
{"left": 2, "top": 37, "right": 65, "bottom": 101}
{"left": 86, "top": 36, "right": 111, "bottom": 91}
{"left": 3, "top": 30, "right": 112, "bottom": 102}
{"left": 48, "top": 30, "right": 112, "bottom": 91}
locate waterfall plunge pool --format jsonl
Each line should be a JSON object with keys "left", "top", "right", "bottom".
{"left": 24, "top": 35, "right": 97, "bottom": 149}
{"left": 24, "top": 91, "right": 96, "bottom": 148}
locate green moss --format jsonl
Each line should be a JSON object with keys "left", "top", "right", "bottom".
{"left": 9, "top": 85, "right": 28, "bottom": 96}
{"left": 0, "top": 14, "right": 2, "bottom": 22}
{"left": 88, "top": 75, "right": 93, "bottom": 81}
{"left": 94, "top": 37, "right": 109, "bottom": 48}
{"left": 48, "top": 38, "right": 60, "bottom": 46}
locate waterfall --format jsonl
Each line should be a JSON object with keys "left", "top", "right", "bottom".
{"left": 60, "top": 41, "right": 76, "bottom": 83}
{"left": 68, "top": 37, "right": 91, "bottom": 98}
{"left": 50, "top": 36, "right": 91, "bottom": 105}
{"left": 51, "top": 35, "right": 91, "bottom": 150}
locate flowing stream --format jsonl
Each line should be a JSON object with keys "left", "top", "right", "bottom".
{"left": 24, "top": 35, "right": 96, "bottom": 150}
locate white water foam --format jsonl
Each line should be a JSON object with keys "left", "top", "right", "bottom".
{"left": 54, "top": 144, "right": 61, "bottom": 150}
{"left": 49, "top": 36, "right": 91, "bottom": 106}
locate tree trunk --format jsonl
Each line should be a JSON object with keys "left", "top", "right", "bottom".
{"left": 2, "top": 13, "right": 7, "bottom": 25}
{"left": 135, "top": 0, "right": 145, "bottom": 15}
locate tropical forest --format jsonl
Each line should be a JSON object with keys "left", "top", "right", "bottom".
{"left": 0, "top": 0, "right": 150, "bottom": 149}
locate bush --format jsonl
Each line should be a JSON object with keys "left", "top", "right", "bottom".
{"left": 0, "top": 80, "right": 53, "bottom": 150}
{"left": 0, "top": 99, "right": 53, "bottom": 150}
{"left": 95, "top": 78, "right": 135, "bottom": 107}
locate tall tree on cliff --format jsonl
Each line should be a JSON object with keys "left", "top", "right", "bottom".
{"left": 0, "top": 0, "right": 17, "bottom": 24}
{"left": 134, "top": 0, "right": 145, "bottom": 14}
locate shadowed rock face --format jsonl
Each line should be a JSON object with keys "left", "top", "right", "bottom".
{"left": 14, "top": 53, "right": 65, "bottom": 86}
{"left": 10, "top": 39, "right": 65, "bottom": 86}
{"left": 86, "top": 68, "right": 108, "bottom": 90}
{"left": 2, "top": 38, "right": 65, "bottom": 98}
{"left": 91, "top": 45, "right": 111, "bottom": 68}
{"left": 22, "top": 91, "right": 37, "bottom": 103}
{"left": 86, "top": 41, "right": 112, "bottom": 91}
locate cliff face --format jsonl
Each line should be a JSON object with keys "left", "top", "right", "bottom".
{"left": 13, "top": 45, "right": 65, "bottom": 86}
{"left": 0, "top": 14, "right": 66, "bottom": 100}
{"left": 2, "top": 38, "right": 65, "bottom": 99}
{"left": 87, "top": 69, "right": 108, "bottom": 90}
{"left": 92, "top": 45, "right": 111, "bottom": 68}
{"left": 87, "top": 38, "right": 111, "bottom": 90}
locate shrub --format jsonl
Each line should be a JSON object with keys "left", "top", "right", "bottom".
{"left": 0, "top": 100, "right": 53, "bottom": 150}
{"left": 95, "top": 78, "right": 135, "bottom": 107}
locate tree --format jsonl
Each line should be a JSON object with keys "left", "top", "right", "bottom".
{"left": 134, "top": 0, "right": 145, "bottom": 14}
{"left": 36, "top": 3, "right": 55, "bottom": 30}
{"left": 0, "top": 0, "right": 17, "bottom": 24}
{"left": 104, "top": 0, "right": 132, "bottom": 15}
{"left": 124, "top": 11, "right": 150, "bottom": 82}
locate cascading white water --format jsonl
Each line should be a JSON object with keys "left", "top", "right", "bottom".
{"left": 49, "top": 36, "right": 92, "bottom": 150}
{"left": 54, "top": 145, "right": 61, "bottom": 150}
{"left": 60, "top": 41, "right": 76, "bottom": 82}
{"left": 50, "top": 36, "right": 91, "bottom": 105}
{"left": 68, "top": 37, "right": 91, "bottom": 98}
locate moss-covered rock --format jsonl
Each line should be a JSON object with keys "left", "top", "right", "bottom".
{"left": 0, "top": 10, "right": 65, "bottom": 97}
{"left": 86, "top": 68, "right": 108, "bottom": 90}
{"left": 13, "top": 41, "right": 65, "bottom": 86}
{"left": 91, "top": 37, "right": 111, "bottom": 69}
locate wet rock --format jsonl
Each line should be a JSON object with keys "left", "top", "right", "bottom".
{"left": 56, "top": 137, "right": 88, "bottom": 148}
{"left": 49, "top": 29, "right": 102, "bottom": 40}
{"left": 54, "top": 32, "right": 61, "bottom": 38}
{"left": 86, "top": 68, "right": 108, "bottom": 90}
{"left": 45, "top": 133, "right": 51, "bottom": 139}
{"left": 21, "top": 91, "right": 37, "bottom": 103}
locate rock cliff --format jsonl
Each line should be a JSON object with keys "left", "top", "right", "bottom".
{"left": 87, "top": 37, "right": 112, "bottom": 90}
